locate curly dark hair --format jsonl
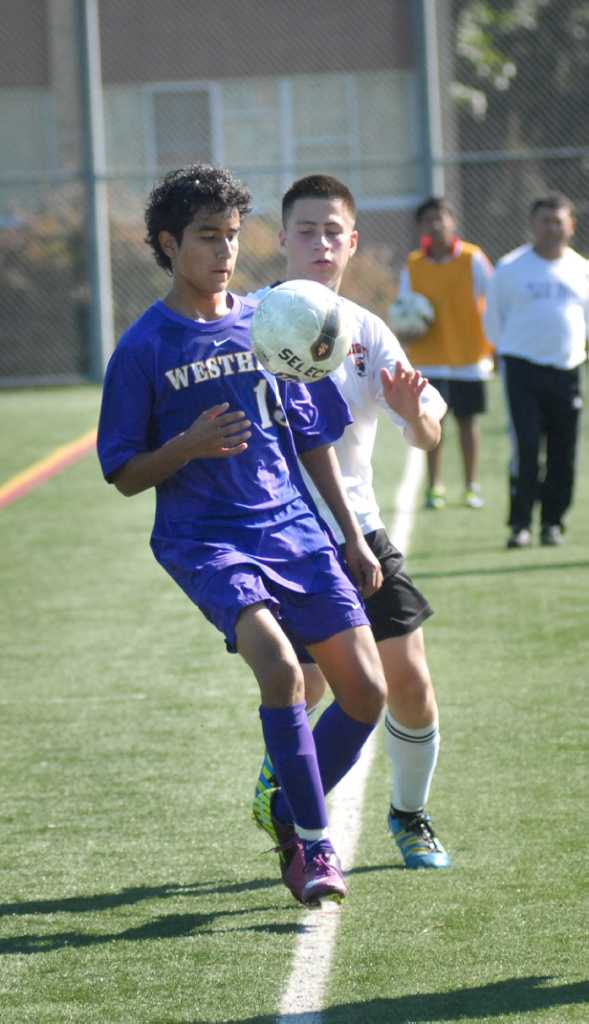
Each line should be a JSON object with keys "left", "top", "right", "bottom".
{"left": 145, "top": 163, "right": 252, "bottom": 273}
{"left": 281, "top": 174, "right": 357, "bottom": 227}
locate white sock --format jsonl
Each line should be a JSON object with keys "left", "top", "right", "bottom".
{"left": 295, "top": 826, "right": 330, "bottom": 843}
{"left": 384, "top": 712, "right": 440, "bottom": 813}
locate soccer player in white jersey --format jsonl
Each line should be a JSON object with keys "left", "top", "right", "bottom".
{"left": 97, "top": 164, "right": 390, "bottom": 906}
{"left": 251, "top": 174, "right": 452, "bottom": 868}
{"left": 485, "top": 193, "right": 588, "bottom": 549}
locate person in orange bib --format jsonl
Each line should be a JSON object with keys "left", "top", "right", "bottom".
{"left": 398, "top": 197, "right": 494, "bottom": 509}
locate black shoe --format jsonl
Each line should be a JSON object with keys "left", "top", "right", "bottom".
{"left": 507, "top": 528, "right": 531, "bottom": 549}
{"left": 540, "top": 524, "right": 563, "bottom": 546}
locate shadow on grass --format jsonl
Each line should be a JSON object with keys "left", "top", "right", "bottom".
{"left": 0, "top": 878, "right": 280, "bottom": 917}
{"left": 413, "top": 558, "right": 589, "bottom": 581}
{"left": 0, "top": 908, "right": 307, "bottom": 955}
{"left": 0, "top": 863, "right": 392, "bottom": 919}
{"left": 0, "top": 865, "right": 394, "bottom": 955}
{"left": 168, "top": 976, "right": 589, "bottom": 1023}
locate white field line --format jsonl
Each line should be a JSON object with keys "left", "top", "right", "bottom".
{"left": 277, "top": 447, "right": 426, "bottom": 1023}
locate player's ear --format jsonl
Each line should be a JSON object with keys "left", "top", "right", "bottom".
{"left": 159, "top": 230, "right": 178, "bottom": 263}
{"left": 278, "top": 228, "right": 287, "bottom": 252}
{"left": 348, "top": 229, "right": 359, "bottom": 258}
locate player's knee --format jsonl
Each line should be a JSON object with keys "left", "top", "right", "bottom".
{"left": 258, "top": 652, "right": 305, "bottom": 707}
{"left": 391, "top": 661, "right": 433, "bottom": 702}
{"left": 350, "top": 664, "right": 387, "bottom": 723}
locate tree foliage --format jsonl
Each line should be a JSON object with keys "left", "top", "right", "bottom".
{"left": 453, "top": 0, "right": 589, "bottom": 149}
{"left": 448, "top": 0, "right": 589, "bottom": 258}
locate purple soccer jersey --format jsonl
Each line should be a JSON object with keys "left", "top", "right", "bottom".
{"left": 97, "top": 295, "right": 368, "bottom": 647}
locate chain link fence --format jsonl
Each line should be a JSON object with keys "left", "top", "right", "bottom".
{"left": 1, "top": 0, "right": 587, "bottom": 385}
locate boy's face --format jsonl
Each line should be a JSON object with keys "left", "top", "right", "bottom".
{"left": 418, "top": 206, "right": 456, "bottom": 244}
{"left": 531, "top": 205, "right": 575, "bottom": 250}
{"left": 279, "top": 197, "right": 358, "bottom": 292}
{"left": 160, "top": 207, "right": 241, "bottom": 295}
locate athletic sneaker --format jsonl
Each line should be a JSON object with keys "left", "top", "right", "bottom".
{"left": 464, "top": 486, "right": 484, "bottom": 509}
{"left": 255, "top": 749, "right": 276, "bottom": 800}
{"left": 298, "top": 841, "right": 347, "bottom": 906}
{"left": 540, "top": 524, "right": 563, "bottom": 546}
{"left": 425, "top": 485, "right": 446, "bottom": 510}
{"left": 252, "top": 786, "right": 305, "bottom": 900}
{"left": 507, "top": 527, "right": 531, "bottom": 549}
{"left": 388, "top": 809, "right": 451, "bottom": 869}
{"left": 424, "top": 483, "right": 446, "bottom": 507}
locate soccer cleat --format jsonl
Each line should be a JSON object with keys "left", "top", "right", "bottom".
{"left": 252, "top": 786, "right": 306, "bottom": 902}
{"left": 298, "top": 842, "right": 347, "bottom": 906}
{"left": 540, "top": 524, "right": 563, "bottom": 546}
{"left": 425, "top": 485, "right": 446, "bottom": 510}
{"left": 507, "top": 528, "right": 531, "bottom": 549}
{"left": 388, "top": 809, "right": 451, "bottom": 869}
{"left": 255, "top": 749, "right": 277, "bottom": 800}
{"left": 464, "top": 487, "right": 484, "bottom": 509}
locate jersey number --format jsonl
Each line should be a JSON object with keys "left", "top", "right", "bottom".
{"left": 254, "top": 378, "right": 287, "bottom": 429}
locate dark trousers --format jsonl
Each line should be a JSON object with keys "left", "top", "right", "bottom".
{"left": 502, "top": 355, "right": 583, "bottom": 529}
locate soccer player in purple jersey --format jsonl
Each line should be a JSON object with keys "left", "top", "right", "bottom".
{"left": 97, "top": 164, "right": 387, "bottom": 906}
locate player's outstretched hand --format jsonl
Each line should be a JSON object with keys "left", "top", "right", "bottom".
{"left": 344, "top": 535, "right": 383, "bottom": 599}
{"left": 183, "top": 403, "right": 252, "bottom": 458}
{"left": 381, "top": 362, "right": 428, "bottom": 424}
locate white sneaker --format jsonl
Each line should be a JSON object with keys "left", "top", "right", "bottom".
{"left": 464, "top": 486, "right": 484, "bottom": 509}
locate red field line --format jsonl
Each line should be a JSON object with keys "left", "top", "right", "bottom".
{"left": 0, "top": 429, "right": 98, "bottom": 510}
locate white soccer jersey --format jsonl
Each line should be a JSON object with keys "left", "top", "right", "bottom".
{"left": 484, "top": 244, "right": 589, "bottom": 369}
{"left": 251, "top": 287, "right": 447, "bottom": 541}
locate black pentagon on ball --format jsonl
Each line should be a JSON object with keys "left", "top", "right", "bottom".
{"left": 310, "top": 304, "right": 341, "bottom": 362}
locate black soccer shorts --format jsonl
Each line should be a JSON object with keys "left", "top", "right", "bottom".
{"left": 358, "top": 528, "right": 433, "bottom": 642}
{"left": 297, "top": 528, "right": 432, "bottom": 663}
{"left": 432, "top": 378, "right": 487, "bottom": 418}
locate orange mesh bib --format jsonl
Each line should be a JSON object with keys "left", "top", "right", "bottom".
{"left": 406, "top": 242, "right": 493, "bottom": 367}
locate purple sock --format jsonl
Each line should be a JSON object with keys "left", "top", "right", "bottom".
{"left": 313, "top": 701, "right": 376, "bottom": 795}
{"left": 259, "top": 703, "right": 327, "bottom": 830}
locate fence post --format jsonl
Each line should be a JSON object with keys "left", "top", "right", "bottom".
{"left": 79, "top": 0, "right": 115, "bottom": 381}
{"left": 414, "top": 0, "right": 446, "bottom": 198}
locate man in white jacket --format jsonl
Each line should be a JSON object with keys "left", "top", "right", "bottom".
{"left": 485, "top": 193, "right": 588, "bottom": 548}
{"left": 251, "top": 174, "right": 452, "bottom": 870}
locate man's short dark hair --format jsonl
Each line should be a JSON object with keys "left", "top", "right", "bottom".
{"left": 145, "top": 163, "right": 252, "bottom": 273}
{"left": 415, "top": 196, "right": 455, "bottom": 223}
{"left": 282, "top": 174, "right": 357, "bottom": 227}
{"left": 530, "top": 192, "right": 575, "bottom": 219}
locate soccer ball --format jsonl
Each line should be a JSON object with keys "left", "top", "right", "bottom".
{"left": 388, "top": 291, "right": 435, "bottom": 336}
{"left": 251, "top": 280, "right": 354, "bottom": 383}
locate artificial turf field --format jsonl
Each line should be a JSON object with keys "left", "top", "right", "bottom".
{"left": 0, "top": 378, "right": 587, "bottom": 1024}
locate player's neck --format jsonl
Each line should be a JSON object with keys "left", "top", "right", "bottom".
{"left": 423, "top": 235, "right": 458, "bottom": 261}
{"left": 533, "top": 242, "right": 566, "bottom": 261}
{"left": 164, "top": 284, "right": 232, "bottom": 321}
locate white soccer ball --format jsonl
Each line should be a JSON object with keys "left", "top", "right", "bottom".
{"left": 251, "top": 280, "right": 354, "bottom": 383}
{"left": 388, "top": 291, "right": 435, "bottom": 336}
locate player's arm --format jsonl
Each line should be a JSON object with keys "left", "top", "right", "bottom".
{"left": 483, "top": 269, "right": 504, "bottom": 349}
{"left": 380, "top": 363, "right": 444, "bottom": 451}
{"left": 112, "top": 403, "right": 252, "bottom": 496}
{"left": 298, "top": 443, "right": 383, "bottom": 598}
{"left": 472, "top": 248, "right": 494, "bottom": 301}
